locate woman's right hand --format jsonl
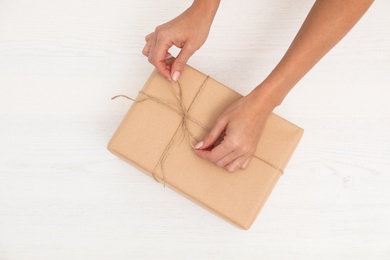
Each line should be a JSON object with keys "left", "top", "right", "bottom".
{"left": 142, "top": 0, "right": 220, "bottom": 81}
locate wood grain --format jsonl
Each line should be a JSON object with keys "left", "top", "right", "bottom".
{"left": 1, "top": 0, "right": 389, "bottom": 259}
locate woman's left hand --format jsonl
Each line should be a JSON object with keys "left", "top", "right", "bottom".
{"left": 193, "top": 91, "right": 274, "bottom": 172}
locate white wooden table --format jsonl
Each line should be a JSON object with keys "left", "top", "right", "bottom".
{"left": 1, "top": 1, "right": 389, "bottom": 259}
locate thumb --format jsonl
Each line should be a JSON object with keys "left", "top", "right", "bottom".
{"left": 195, "top": 118, "right": 226, "bottom": 150}
{"left": 171, "top": 46, "right": 195, "bottom": 81}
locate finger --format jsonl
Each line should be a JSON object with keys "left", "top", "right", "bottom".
{"left": 145, "top": 33, "right": 153, "bottom": 42}
{"left": 225, "top": 154, "right": 251, "bottom": 173}
{"left": 194, "top": 118, "right": 227, "bottom": 150}
{"left": 165, "top": 52, "right": 173, "bottom": 60}
{"left": 194, "top": 147, "right": 231, "bottom": 165}
{"left": 215, "top": 149, "right": 245, "bottom": 168}
{"left": 170, "top": 46, "right": 196, "bottom": 81}
{"left": 195, "top": 140, "right": 234, "bottom": 165}
{"left": 241, "top": 157, "right": 251, "bottom": 169}
{"left": 143, "top": 33, "right": 155, "bottom": 56}
{"left": 147, "top": 34, "right": 156, "bottom": 62}
{"left": 142, "top": 41, "right": 151, "bottom": 57}
{"left": 149, "top": 38, "right": 173, "bottom": 80}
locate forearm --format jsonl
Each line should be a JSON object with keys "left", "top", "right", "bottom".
{"left": 251, "top": 0, "right": 374, "bottom": 111}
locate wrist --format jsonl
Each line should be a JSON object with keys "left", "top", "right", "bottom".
{"left": 190, "top": 0, "right": 220, "bottom": 20}
{"left": 250, "top": 66, "right": 298, "bottom": 112}
{"left": 245, "top": 88, "right": 277, "bottom": 116}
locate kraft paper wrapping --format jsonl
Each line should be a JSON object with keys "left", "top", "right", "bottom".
{"left": 108, "top": 65, "right": 304, "bottom": 229}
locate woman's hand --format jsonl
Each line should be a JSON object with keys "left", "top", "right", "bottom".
{"left": 142, "top": 0, "right": 220, "bottom": 81}
{"left": 194, "top": 91, "right": 274, "bottom": 173}
{"left": 193, "top": 0, "right": 374, "bottom": 173}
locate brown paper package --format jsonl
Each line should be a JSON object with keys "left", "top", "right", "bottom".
{"left": 108, "top": 65, "right": 304, "bottom": 229}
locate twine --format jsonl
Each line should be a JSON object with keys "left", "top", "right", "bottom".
{"left": 112, "top": 77, "right": 283, "bottom": 183}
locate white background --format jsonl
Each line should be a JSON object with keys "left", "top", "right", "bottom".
{"left": 1, "top": 0, "right": 389, "bottom": 259}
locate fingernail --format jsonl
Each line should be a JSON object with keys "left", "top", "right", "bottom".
{"left": 194, "top": 141, "right": 203, "bottom": 149}
{"left": 172, "top": 71, "right": 180, "bottom": 81}
{"left": 165, "top": 54, "right": 173, "bottom": 60}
